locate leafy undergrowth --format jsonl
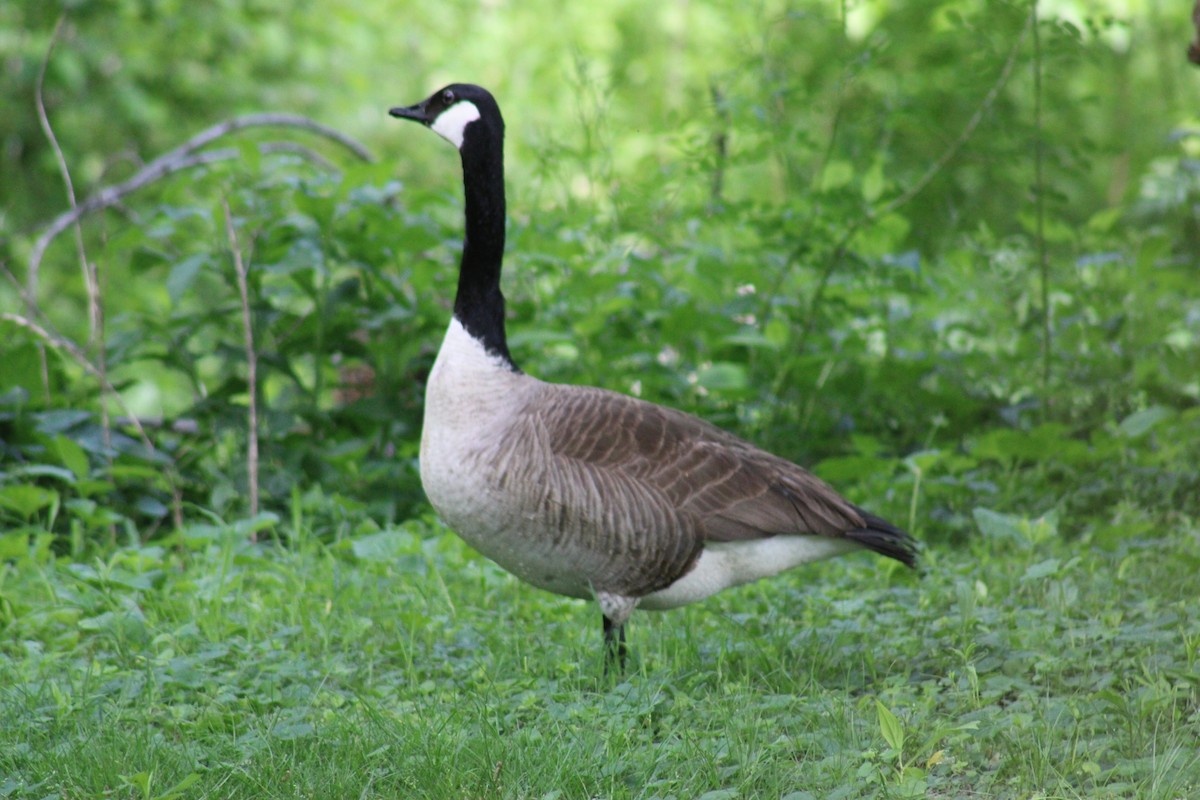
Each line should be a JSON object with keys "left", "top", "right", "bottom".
{"left": 2, "top": 507, "right": 1197, "bottom": 799}
{"left": 3, "top": 4, "right": 1199, "bottom": 797}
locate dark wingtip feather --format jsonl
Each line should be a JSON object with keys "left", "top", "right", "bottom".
{"left": 845, "top": 509, "right": 919, "bottom": 569}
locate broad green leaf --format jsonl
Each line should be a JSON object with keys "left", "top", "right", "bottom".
{"left": 1086, "top": 207, "right": 1122, "bottom": 233}
{"left": 1025, "top": 510, "right": 1059, "bottom": 544}
{"left": 120, "top": 772, "right": 152, "bottom": 794}
{"left": 904, "top": 449, "right": 946, "bottom": 473}
{"left": 109, "top": 465, "right": 168, "bottom": 481}
{"left": 65, "top": 498, "right": 122, "bottom": 527}
{"left": 697, "top": 362, "right": 748, "bottom": 392}
{"left": 78, "top": 612, "right": 116, "bottom": 631}
{"left": 819, "top": 159, "right": 854, "bottom": 192}
{"left": 850, "top": 434, "right": 884, "bottom": 457}
{"left": 814, "top": 454, "right": 894, "bottom": 484}
{"left": 1134, "top": 234, "right": 1171, "bottom": 271}
{"left": 973, "top": 507, "right": 1025, "bottom": 545}
{"left": 973, "top": 507, "right": 1058, "bottom": 547}
{"left": 350, "top": 530, "right": 418, "bottom": 561}
{"left": 34, "top": 410, "right": 91, "bottom": 434}
{"left": 875, "top": 699, "right": 904, "bottom": 752}
{"left": 158, "top": 773, "right": 201, "bottom": 800}
{"left": 130, "top": 246, "right": 171, "bottom": 273}
{"left": 1021, "top": 558, "right": 1061, "bottom": 582}
{"left": 0, "top": 485, "right": 59, "bottom": 519}
{"left": 0, "top": 531, "right": 29, "bottom": 560}
{"left": 1018, "top": 210, "right": 1075, "bottom": 243}
{"left": 972, "top": 427, "right": 1077, "bottom": 463}
{"left": 862, "top": 156, "right": 886, "bottom": 203}
{"left": 167, "top": 253, "right": 209, "bottom": 305}
{"left": 1117, "top": 406, "right": 1172, "bottom": 439}
{"left": 0, "top": 341, "right": 46, "bottom": 394}
{"left": 233, "top": 512, "right": 280, "bottom": 538}
{"left": 853, "top": 212, "right": 911, "bottom": 257}
{"left": 764, "top": 318, "right": 790, "bottom": 349}
{"left": 76, "top": 479, "right": 117, "bottom": 498}
{"left": 52, "top": 435, "right": 91, "bottom": 480}
{"left": 135, "top": 496, "right": 170, "bottom": 518}
{"left": 5, "top": 464, "right": 76, "bottom": 484}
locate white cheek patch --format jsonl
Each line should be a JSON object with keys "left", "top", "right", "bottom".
{"left": 431, "top": 101, "right": 482, "bottom": 149}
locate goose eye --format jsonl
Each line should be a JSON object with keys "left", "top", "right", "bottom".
{"left": 442, "top": 89, "right": 455, "bottom": 104}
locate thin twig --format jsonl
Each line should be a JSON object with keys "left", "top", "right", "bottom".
{"left": 27, "top": 113, "right": 374, "bottom": 299}
{"left": 708, "top": 82, "right": 729, "bottom": 209}
{"left": 758, "top": 16, "right": 858, "bottom": 312}
{"left": 793, "top": 13, "right": 1032, "bottom": 345}
{"left": 1190, "top": 0, "right": 1200, "bottom": 65}
{"left": 873, "top": 14, "right": 1032, "bottom": 221}
{"left": 793, "top": 226, "right": 859, "bottom": 352}
{"left": 1032, "top": 2, "right": 1051, "bottom": 414}
{"left": 764, "top": 14, "right": 1034, "bottom": 403}
{"left": 36, "top": 12, "right": 114, "bottom": 480}
{"left": 222, "top": 200, "right": 260, "bottom": 524}
{"left": 34, "top": 14, "right": 97, "bottom": 337}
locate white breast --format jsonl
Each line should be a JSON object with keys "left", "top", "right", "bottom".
{"left": 419, "top": 319, "right": 586, "bottom": 594}
{"left": 419, "top": 318, "right": 526, "bottom": 527}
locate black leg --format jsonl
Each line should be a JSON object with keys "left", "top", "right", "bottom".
{"left": 602, "top": 614, "right": 627, "bottom": 674}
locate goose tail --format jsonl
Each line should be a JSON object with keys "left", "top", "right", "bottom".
{"left": 845, "top": 509, "right": 919, "bottom": 569}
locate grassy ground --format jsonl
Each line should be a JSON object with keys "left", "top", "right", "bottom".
{"left": 2, "top": 505, "right": 1198, "bottom": 799}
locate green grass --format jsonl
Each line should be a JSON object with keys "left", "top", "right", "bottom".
{"left": 4, "top": 3, "right": 1199, "bottom": 797}
{"left": 2, "top": 506, "right": 1198, "bottom": 799}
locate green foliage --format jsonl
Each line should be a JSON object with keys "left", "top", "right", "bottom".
{"left": 1, "top": 512, "right": 1197, "bottom": 797}
{"left": 2, "top": 150, "right": 453, "bottom": 536}
{"left": 2, "top": 1, "right": 1200, "bottom": 794}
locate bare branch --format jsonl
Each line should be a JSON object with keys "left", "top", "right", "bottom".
{"left": 222, "top": 200, "right": 260, "bottom": 524}
{"left": 171, "top": 112, "right": 374, "bottom": 163}
{"left": 27, "top": 113, "right": 375, "bottom": 300}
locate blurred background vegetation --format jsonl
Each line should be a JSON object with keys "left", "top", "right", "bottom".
{"left": 1, "top": 0, "right": 1198, "bottom": 555}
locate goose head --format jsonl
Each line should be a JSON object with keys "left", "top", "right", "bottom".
{"left": 389, "top": 83, "right": 503, "bottom": 150}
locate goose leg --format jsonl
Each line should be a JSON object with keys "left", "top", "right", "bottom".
{"left": 602, "top": 615, "right": 627, "bottom": 674}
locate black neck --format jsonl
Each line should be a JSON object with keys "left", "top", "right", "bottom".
{"left": 454, "top": 119, "right": 518, "bottom": 370}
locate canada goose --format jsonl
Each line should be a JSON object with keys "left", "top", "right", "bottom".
{"left": 390, "top": 84, "right": 917, "bottom": 668}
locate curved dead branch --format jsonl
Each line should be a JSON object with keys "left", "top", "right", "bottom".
{"left": 27, "top": 113, "right": 375, "bottom": 305}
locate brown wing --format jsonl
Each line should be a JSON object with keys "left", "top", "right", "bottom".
{"left": 516, "top": 382, "right": 882, "bottom": 596}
